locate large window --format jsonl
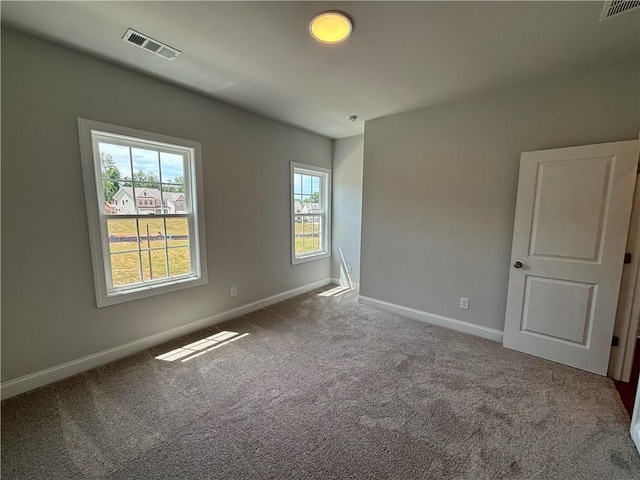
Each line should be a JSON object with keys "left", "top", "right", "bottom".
{"left": 78, "top": 119, "right": 207, "bottom": 307}
{"left": 291, "top": 162, "right": 331, "bottom": 264}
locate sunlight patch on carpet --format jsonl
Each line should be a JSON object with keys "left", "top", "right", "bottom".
{"left": 155, "top": 331, "right": 249, "bottom": 362}
{"left": 318, "top": 286, "right": 351, "bottom": 297}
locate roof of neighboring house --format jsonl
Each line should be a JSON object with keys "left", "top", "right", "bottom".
{"left": 294, "top": 201, "right": 321, "bottom": 213}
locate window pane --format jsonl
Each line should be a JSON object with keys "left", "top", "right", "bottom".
{"left": 99, "top": 143, "right": 130, "bottom": 216}
{"left": 99, "top": 143, "right": 132, "bottom": 180}
{"left": 110, "top": 252, "right": 141, "bottom": 287}
{"left": 312, "top": 215, "right": 321, "bottom": 252}
{"left": 168, "top": 247, "right": 191, "bottom": 276}
{"left": 294, "top": 215, "right": 304, "bottom": 235}
{"left": 160, "top": 152, "right": 185, "bottom": 185}
{"left": 140, "top": 251, "right": 151, "bottom": 282}
{"left": 302, "top": 174, "right": 311, "bottom": 196}
{"left": 150, "top": 249, "right": 169, "bottom": 280}
{"left": 131, "top": 148, "right": 160, "bottom": 185}
{"left": 304, "top": 216, "right": 311, "bottom": 254}
{"left": 132, "top": 182, "right": 161, "bottom": 214}
{"left": 295, "top": 216, "right": 318, "bottom": 255}
{"left": 108, "top": 184, "right": 135, "bottom": 215}
{"left": 301, "top": 216, "right": 322, "bottom": 255}
{"left": 162, "top": 184, "right": 187, "bottom": 214}
{"left": 138, "top": 218, "right": 166, "bottom": 250}
{"left": 293, "top": 173, "right": 302, "bottom": 195}
{"left": 317, "top": 216, "right": 323, "bottom": 250}
{"left": 107, "top": 219, "right": 138, "bottom": 254}
{"left": 301, "top": 175, "right": 319, "bottom": 203}
{"left": 103, "top": 180, "right": 121, "bottom": 215}
{"left": 166, "top": 218, "right": 189, "bottom": 246}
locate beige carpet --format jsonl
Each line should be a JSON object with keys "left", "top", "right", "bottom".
{"left": 2, "top": 285, "right": 640, "bottom": 479}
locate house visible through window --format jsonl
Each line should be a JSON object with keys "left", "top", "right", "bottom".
{"left": 291, "top": 162, "right": 331, "bottom": 264}
{"left": 78, "top": 118, "right": 207, "bottom": 307}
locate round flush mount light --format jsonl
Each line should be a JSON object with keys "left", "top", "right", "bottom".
{"left": 309, "top": 11, "right": 353, "bottom": 44}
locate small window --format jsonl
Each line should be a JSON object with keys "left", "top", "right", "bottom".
{"left": 78, "top": 118, "right": 208, "bottom": 307}
{"left": 290, "top": 162, "right": 331, "bottom": 264}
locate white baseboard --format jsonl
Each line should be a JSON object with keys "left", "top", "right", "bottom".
{"left": 331, "top": 277, "right": 360, "bottom": 291}
{"left": 1, "top": 278, "right": 332, "bottom": 400}
{"left": 358, "top": 295, "right": 504, "bottom": 343}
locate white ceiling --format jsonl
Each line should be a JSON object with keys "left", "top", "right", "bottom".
{"left": 2, "top": 1, "right": 638, "bottom": 139}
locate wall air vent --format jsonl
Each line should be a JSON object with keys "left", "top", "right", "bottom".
{"left": 121, "top": 29, "right": 181, "bottom": 61}
{"left": 600, "top": 0, "right": 640, "bottom": 21}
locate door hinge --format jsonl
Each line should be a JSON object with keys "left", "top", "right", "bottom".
{"left": 624, "top": 252, "right": 632, "bottom": 264}
{"left": 612, "top": 335, "right": 620, "bottom": 347}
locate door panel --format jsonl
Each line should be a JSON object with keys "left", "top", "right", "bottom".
{"left": 503, "top": 141, "right": 639, "bottom": 375}
{"left": 529, "top": 158, "right": 611, "bottom": 261}
{"left": 521, "top": 276, "right": 595, "bottom": 345}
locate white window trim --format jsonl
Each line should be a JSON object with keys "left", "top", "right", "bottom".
{"left": 78, "top": 118, "right": 208, "bottom": 307}
{"left": 290, "top": 162, "right": 332, "bottom": 265}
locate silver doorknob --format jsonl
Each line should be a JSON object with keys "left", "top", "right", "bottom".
{"left": 513, "top": 261, "right": 523, "bottom": 269}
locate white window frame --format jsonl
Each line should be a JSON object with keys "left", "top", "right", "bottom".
{"left": 78, "top": 118, "right": 208, "bottom": 307}
{"left": 290, "top": 162, "right": 332, "bottom": 265}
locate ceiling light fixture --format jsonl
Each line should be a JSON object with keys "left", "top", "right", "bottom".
{"left": 309, "top": 11, "right": 352, "bottom": 44}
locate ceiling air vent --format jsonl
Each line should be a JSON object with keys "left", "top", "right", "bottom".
{"left": 600, "top": 0, "right": 640, "bottom": 21}
{"left": 121, "top": 29, "right": 181, "bottom": 61}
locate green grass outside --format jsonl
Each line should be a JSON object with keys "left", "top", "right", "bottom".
{"left": 107, "top": 217, "right": 189, "bottom": 237}
{"left": 107, "top": 216, "right": 190, "bottom": 287}
{"left": 294, "top": 222, "right": 321, "bottom": 235}
{"left": 110, "top": 242, "right": 191, "bottom": 287}
{"left": 295, "top": 236, "right": 322, "bottom": 256}
{"left": 108, "top": 217, "right": 323, "bottom": 286}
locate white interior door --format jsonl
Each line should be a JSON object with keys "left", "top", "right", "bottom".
{"left": 503, "top": 140, "right": 639, "bottom": 375}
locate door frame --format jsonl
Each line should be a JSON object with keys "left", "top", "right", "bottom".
{"left": 610, "top": 134, "right": 640, "bottom": 382}
{"left": 632, "top": 383, "right": 640, "bottom": 453}
{"left": 609, "top": 176, "right": 640, "bottom": 381}
{"left": 630, "top": 135, "right": 640, "bottom": 456}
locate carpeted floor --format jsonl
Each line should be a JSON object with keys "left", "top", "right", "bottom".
{"left": 2, "top": 285, "right": 640, "bottom": 479}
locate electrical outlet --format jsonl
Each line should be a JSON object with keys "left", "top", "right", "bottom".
{"left": 230, "top": 287, "right": 237, "bottom": 297}
{"left": 459, "top": 297, "right": 469, "bottom": 310}
{"left": 347, "top": 265, "right": 353, "bottom": 274}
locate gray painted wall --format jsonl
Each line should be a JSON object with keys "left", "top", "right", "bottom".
{"left": 1, "top": 29, "right": 331, "bottom": 382}
{"left": 361, "top": 62, "right": 639, "bottom": 332}
{"left": 331, "top": 135, "right": 364, "bottom": 287}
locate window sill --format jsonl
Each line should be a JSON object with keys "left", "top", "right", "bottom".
{"left": 98, "top": 275, "right": 207, "bottom": 308}
{"left": 292, "top": 251, "right": 330, "bottom": 266}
